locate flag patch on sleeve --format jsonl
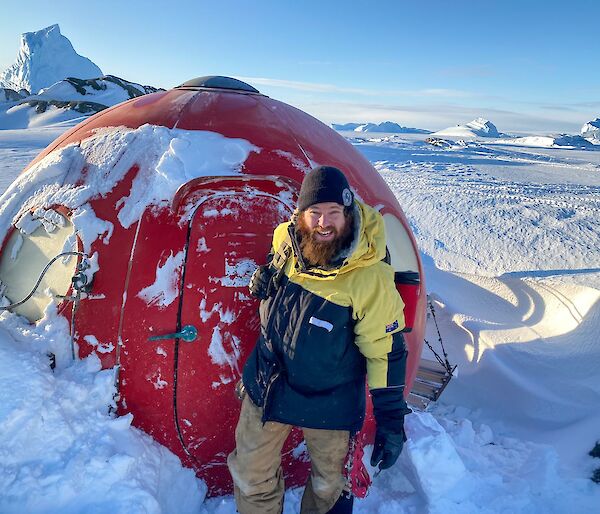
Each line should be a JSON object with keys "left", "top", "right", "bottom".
{"left": 385, "top": 320, "right": 399, "bottom": 333}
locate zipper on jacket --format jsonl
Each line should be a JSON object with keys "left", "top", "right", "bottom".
{"left": 287, "top": 223, "right": 307, "bottom": 272}
{"left": 264, "top": 283, "right": 284, "bottom": 346}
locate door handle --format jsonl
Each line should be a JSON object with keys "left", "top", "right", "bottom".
{"left": 148, "top": 324, "right": 198, "bottom": 342}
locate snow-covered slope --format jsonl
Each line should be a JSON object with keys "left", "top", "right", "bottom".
{"left": 34, "top": 75, "right": 159, "bottom": 105}
{"left": 0, "top": 129, "right": 599, "bottom": 512}
{"left": 0, "top": 74, "right": 162, "bottom": 130}
{"left": 0, "top": 88, "right": 26, "bottom": 103}
{"left": 433, "top": 117, "right": 500, "bottom": 138}
{"left": 0, "top": 102, "right": 88, "bottom": 130}
{"left": 0, "top": 25, "right": 103, "bottom": 95}
{"left": 0, "top": 75, "right": 163, "bottom": 130}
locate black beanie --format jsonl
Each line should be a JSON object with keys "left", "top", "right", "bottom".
{"left": 297, "top": 166, "right": 354, "bottom": 211}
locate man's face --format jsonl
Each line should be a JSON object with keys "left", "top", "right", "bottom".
{"left": 301, "top": 202, "right": 347, "bottom": 242}
{"left": 297, "top": 202, "right": 353, "bottom": 267}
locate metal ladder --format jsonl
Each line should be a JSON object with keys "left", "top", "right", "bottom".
{"left": 408, "top": 358, "right": 456, "bottom": 411}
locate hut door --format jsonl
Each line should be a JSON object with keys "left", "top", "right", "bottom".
{"left": 175, "top": 181, "right": 294, "bottom": 494}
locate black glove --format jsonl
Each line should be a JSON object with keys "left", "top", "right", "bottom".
{"left": 370, "top": 387, "right": 411, "bottom": 470}
{"left": 249, "top": 264, "right": 275, "bottom": 300}
{"left": 371, "top": 425, "right": 407, "bottom": 470}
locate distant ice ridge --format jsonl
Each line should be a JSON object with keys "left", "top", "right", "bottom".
{"left": 0, "top": 24, "right": 103, "bottom": 95}
{"left": 433, "top": 117, "right": 500, "bottom": 138}
{"left": 581, "top": 117, "right": 600, "bottom": 145}
{"left": 332, "top": 121, "right": 430, "bottom": 134}
{"left": 465, "top": 117, "right": 499, "bottom": 136}
{"left": 493, "top": 134, "right": 597, "bottom": 149}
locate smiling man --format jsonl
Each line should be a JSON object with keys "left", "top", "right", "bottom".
{"left": 228, "top": 166, "right": 411, "bottom": 514}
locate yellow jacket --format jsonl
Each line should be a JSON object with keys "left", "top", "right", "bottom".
{"left": 271, "top": 200, "right": 406, "bottom": 390}
{"left": 242, "top": 200, "right": 407, "bottom": 430}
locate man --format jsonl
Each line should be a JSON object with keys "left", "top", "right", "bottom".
{"left": 228, "top": 166, "right": 411, "bottom": 514}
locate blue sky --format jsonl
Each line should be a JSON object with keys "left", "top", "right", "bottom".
{"left": 1, "top": 0, "right": 598, "bottom": 133}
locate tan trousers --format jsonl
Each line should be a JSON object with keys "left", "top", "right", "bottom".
{"left": 227, "top": 395, "right": 350, "bottom": 514}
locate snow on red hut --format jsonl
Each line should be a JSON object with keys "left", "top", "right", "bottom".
{"left": 0, "top": 76, "right": 426, "bottom": 495}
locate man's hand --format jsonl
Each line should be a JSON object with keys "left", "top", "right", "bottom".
{"left": 249, "top": 265, "right": 275, "bottom": 300}
{"left": 370, "top": 385, "right": 411, "bottom": 471}
{"left": 370, "top": 426, "right": 406, "bottom": 470}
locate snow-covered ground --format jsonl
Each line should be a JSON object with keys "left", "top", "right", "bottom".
{"left": 0, "top": 128, "right": 598, "bottom": 513}
{"left": 0, "top": 124, "right": 83, "bottom": 192}
{"left": 358, "top": 134, "right": 600, "bottom": 464}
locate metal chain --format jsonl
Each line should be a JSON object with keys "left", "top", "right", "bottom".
{"left": 423, "top": 298, "right": 454, "bottom": 374}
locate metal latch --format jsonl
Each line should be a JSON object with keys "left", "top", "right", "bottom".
{"left": 148, "top": 324, "right": 198, "bottom": 342}
{"left": 72, "top": 259, "right": 93, "bottom": 293}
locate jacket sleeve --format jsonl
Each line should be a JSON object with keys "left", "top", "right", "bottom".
{"left": 352, "top": 262, "right": 407, "bottom": 390}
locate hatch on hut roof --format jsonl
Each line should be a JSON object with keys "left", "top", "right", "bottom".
{"left": 176, "top": 75, "right": 260, "bottom": 94}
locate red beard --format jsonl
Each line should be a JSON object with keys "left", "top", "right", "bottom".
{"left": 296, "top": 212, "right": 354, "bottom": 268}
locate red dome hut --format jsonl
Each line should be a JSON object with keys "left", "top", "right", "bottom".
{"left": 0, "top": 76, "right": 426, "bottom": 496}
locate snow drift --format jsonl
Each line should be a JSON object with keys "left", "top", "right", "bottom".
{"left": 0, "top": 306, "right": 206, "bottom": 514}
